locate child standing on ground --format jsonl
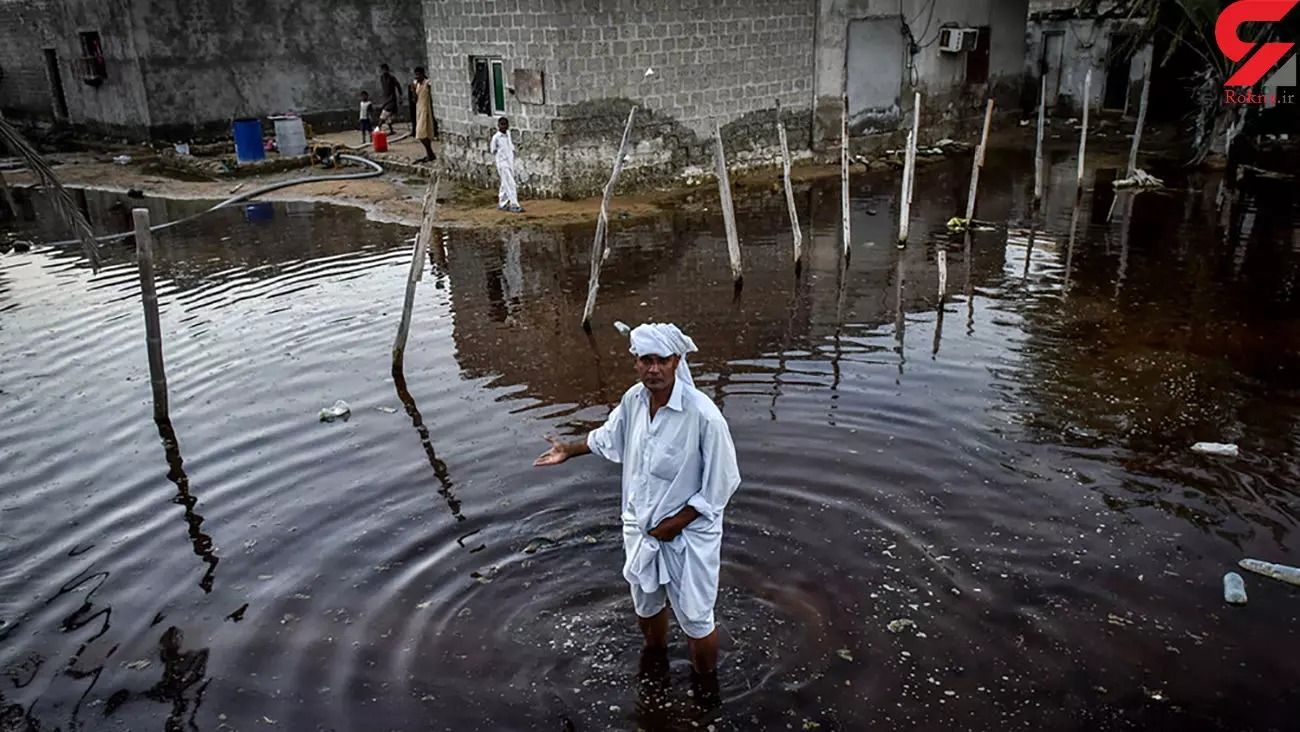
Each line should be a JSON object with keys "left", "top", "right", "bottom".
{"left": 490, "top": 116, "right": 523, "bottom": 213}
{"left": 359, "top": 90, "right": 374, "bottom": 144}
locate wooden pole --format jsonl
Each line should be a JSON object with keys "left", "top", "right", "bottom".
{"left": 899, "top": 91, "right": 921, "bottom": 245}
{"left": 1126, "top": 62, "right": 1152, "bottom": 179}
{"left": 581, "top": 106, "right": 637, "bottom": 329}
{"left": 714, "top": 122, "right": 742, "bottom": 285}
{"left": 840, "top": 95, "right": 851, "bottom": 260}
{"left": 1076, "top": 69, "right": 1092, "bottom": 195}
{"left": 393, "top": 176, "right": 440, "bottom": 366}
{"left": 1033, "top": 75, "right": 1047, "bottom": 207}
{"left": 937, "top": 249, "right": 947, "bottom": 302}
{"left": 777, "top": 108, "right": 803, "bottom": 267}
{"left": 133, "top": 208, "right": 169, "bottom": 420}
{"left": 964, "top": 98, "right": 995, "bottom": 224}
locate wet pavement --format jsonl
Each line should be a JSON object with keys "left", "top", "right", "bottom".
{"left": 1, "top": 145, "right": 1298, "bottom": 731}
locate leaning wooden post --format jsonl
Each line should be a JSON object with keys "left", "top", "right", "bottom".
{"left": 714, "top": 122, "right": 743, "bottom": 285}
{"left": 1076, "top": 68, "right": 1092, "bottom": 195}
{"left": 776, "top": 105, "right": 803, "bottom": 267}
{"left": 840, "top": 95, "right": 851, "bottom": 260}
{"left": 581, "top": 106, "right": 637, "bottom": 330}
{"left": 393, "top": 176, "right": 440, "bottom": 367}
{"left": 1125, "top": 62, "right": 1152, "bottom": 179}
{"left": 898, "top": 91, "right": 921, "bottom": 245}
{"left": 964, "top": 98, "right": 995, "bottom": 224}
{"left": 133, "top": 208, "right": 169, "bottom": 420}
{"left": 1033, "top": 75, "right": 1047, "bottom": 208}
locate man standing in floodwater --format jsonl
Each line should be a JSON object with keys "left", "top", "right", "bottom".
{"left": 534, "top": 323, "right": 741, "bottom": 675}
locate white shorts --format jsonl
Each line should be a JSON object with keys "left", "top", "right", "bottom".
{"left": 624, "top": 520, "right": 716, "bottom": 639}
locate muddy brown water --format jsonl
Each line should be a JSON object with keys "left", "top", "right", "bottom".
{"left": 1, "top": 148, "right": 1298, "bottom": 731}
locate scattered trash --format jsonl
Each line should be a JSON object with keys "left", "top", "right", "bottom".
{"left": 173, "top": 143, "right": 191, "bottom": 156}
{"left": 887, "top": 618, "right": 916, "bottom": 634}
{"left": 1113, "top": 169, "right": 1165, "bottom": 189}
{"left": 836, "top": 648, "right": 854, "bottom": 662}
{"left": 1238, "top": 558, "right": 1300, "bottom": 588}
{"left": 113, "top": 155, "right": 132, "bottom": 165}
{"left": 123, "top": 659, "right": 152, "bottom": 670}
{"left": 1018, "top": 119, "right": 1031, "bottom": 127}
{"left": 375, "top": 406, "right": 398, "bottom": 414}
{"left": 1191, "top": 442, "right": 1238, "bottom": 458}
{"left": 319, "top": 400, "right": 351, "bottom": 422}
{"left": 613, "top": 320, "right": 632, "bottom": 336}
{"left": 1223, "top": 572, "right": 1247, "bottom": 605}
{"left": 643, "top": 67, "right": 655, "bottom": 77}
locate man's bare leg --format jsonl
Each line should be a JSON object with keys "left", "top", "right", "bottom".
{"left": 637, "top": 608, "right": 669, "bottom": 650}
{"left": 686, "top": 629, "right": 719, "bottom": 673}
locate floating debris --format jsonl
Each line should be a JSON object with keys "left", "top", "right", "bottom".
{"left": 887, "top": 618, "right": 916, "bottom": 634}
{"left": 836, "top": 648, "right": 854, "bottom": 662}
{"left": 1191, "top": 442, "right": 1238, "bottom": 458}
{"left": 1113, "top": 169, "right": 1164, "bottom": 189}
{"left": 319, "top": 400, "right": 351, "bottom": 422}
{"left": 1223, "top": 572, "right": 1247, "bottom": 605}
{"left": 123, "top": 659, "right": 151, "bottom": 670}
{"left": 1238, "top": 559, "right": 1300, "bottom": 588}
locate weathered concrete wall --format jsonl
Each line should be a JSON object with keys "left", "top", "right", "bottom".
{"left": 424, "top": 0, "right": 816, "bottom": 198}
{"left": 136, "top": 0, "right": 426, "bottom": 141}
{"left": 1, "top": 0, "right": 425, "bottom": 141}
{"left": 815, "top": 0, "right": 1029, "bottom": 145}
{"left": 0, "top": 0, "right": 153, "bottom": 137}
{"left": 1025, "top": 15, "right": 1153, "bottom": 118}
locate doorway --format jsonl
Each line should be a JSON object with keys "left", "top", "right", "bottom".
{"left": 1040, "top": 31, "right": 1065, "bottom": 109}
{"left": 846, "top": 17, "right": 905, "bottom": 132}
{"left": 1103, "top": 33, "right": 1133, "bottom": 111}
{"left": 43, "top": 48, "right": 69, "bottom": 119}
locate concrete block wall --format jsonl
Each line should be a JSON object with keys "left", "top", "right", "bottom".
{"left": 424, "top": 0, "right": 817, "bottom": 198}
{"left": 0, "top": 0, "right": 153, "bottom": 137}
{"left": 1024, "top": 17, "right": 1154, "bottom": 118}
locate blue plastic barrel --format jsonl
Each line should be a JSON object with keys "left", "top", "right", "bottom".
{"left": 232, "top": 118, "right": 265, "bottom": 164}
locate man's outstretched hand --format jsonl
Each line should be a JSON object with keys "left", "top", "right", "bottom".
{"left": 534, "top": 435, "right": 573, "bottom": 467}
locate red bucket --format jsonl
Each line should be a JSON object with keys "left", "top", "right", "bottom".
{"left": 372, "top": 130, "right": 388, "bottom": 152}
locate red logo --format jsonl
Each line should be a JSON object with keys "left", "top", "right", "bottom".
{"left": 1215, "top": 0, "right": 1297, "bottom": 87}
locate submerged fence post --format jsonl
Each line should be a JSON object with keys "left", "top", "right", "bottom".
{"left": 714, "top": 121, "right": 743, "bottom": 286}
{"left": 937, "top": 249, "right": 948, "bottom": 303}
{"left": 776, "top": 103, "right": 803, "bottom": 268}
{"left": 581, "top": 106, "right": 637, "bottom": 330}
{"left": 899, "top": 91, "right": 921, "bottom": 246}
{"left": 1034, "top": 75, "right": 1047, "bottom": 208}
{"left": 1076, "top": 69, "right": 1092, "bottom": 196}
{"left": 133, "top": 208, "right": 168, "bottom": 420}
{"left": 840, "top": 95, "right": 851, "bottom": 260}
{"left": 393, "top": 176, "right": 440, "bottom": 367}
{"left": 964, "top": 98, "right": 995, "bottom": 224}
{"left": 1126, "top": 64, "right": 1153, "bottom": 179}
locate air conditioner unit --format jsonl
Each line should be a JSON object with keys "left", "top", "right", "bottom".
{"left": 938, "top": 27, "right": 964, "bottom": 53}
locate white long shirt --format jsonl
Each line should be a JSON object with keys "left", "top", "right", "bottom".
{"left": 587, "top": 378, "right": 741, "bottom": 616}
{"left": 489, "top": 130, "right": 515, "bottom": 166}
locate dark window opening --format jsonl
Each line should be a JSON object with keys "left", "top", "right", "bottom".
{"left": 470, "top": 56, "right": 505, "bottom": 115}
{"left": 965, "top": 26, "right": 991, "bottom": 85}
{"left": 78, "top": 31, "right": 107, "bottom": 84}
{"left": 1103, "top": 33, "right": 1134, "bottom": 111}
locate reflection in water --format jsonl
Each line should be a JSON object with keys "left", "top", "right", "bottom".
{"left": 1, "top": 151, "right": 1298, "bottom": 730}
{"left": 155, "top": 417, "right": 220, "bottom": 594}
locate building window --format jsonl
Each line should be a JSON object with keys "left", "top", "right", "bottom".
{"left": 965, "top": 26, "right": 990, "bottom": 85}
{"left": 78, "top": 31, "right": 107, "bottom": 84}
{"left": 471, "top": 56, "right": 506, "bottom": 115}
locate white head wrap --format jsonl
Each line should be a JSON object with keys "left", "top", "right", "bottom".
{"left": 627, "top": 322, "right": 698, "bottom": 388}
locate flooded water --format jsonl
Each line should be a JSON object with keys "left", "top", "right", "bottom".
{"left": 2, "top": 146, "right": 1298, "bottom": 731}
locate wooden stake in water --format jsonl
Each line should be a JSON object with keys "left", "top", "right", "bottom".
{"left": 899, "top": 91, "right": 921, "bottom": 245}
{"left": 582, "top": 106, "right": 637, "bottom": 329}
{"left": 964, "top": 98, "right": 996, "bottom": 225}
{"left": 393, "top": 176, "right": 440, "bottom": 366}
{"left": 133, "top": 208, "right": 169, "bottom": 420}
{"left": 1126, "top": 63, "right": 1153, "bottom": 179}
{"left": 1076, "top": 69, "right": 1092, "bottom": 195}
{"left": 777, "top": 108, "right": 803, "bottom": 267}
{"left": 714, "top": 122, "right": 742, "bottom": 285}
{"left": 1034, "top": 75, "right": 1047, "bottom": 207}
{"left": 937, "top": 249, "right": 948, "bottom": 302}
{"left": 840, "top": 95, "right": 851, "bottom": 260}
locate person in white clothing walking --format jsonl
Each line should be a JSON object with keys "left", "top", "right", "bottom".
{"left": 489, "top": 117, "right": 524, "bottom": 213}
